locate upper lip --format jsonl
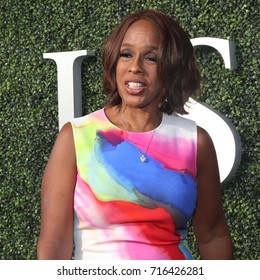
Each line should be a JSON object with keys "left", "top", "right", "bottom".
{"left": 125, "top": 80, "right": 147, "bottom": 86}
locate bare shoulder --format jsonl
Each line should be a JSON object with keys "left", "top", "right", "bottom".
{"left": 193, "top": 126, "right": 222, "bottom": 231}
{"left": 55, "top": 122, "right": 74, "bottom": 145}
{"left": 41, "top": 121, "right": 76, "bottom": 197}
{"left": 195, "top": 125, "right": 221, "bottom": 217}
{"left": 197, "top": 126, "right": 214, "bottom": 150}
{"left": 196, "top": 126, "right": 218, "bottom": 176}
{"left": 49, "top": 122, "right": 75, "bottom": 160}
{"left": 43, "top": 122, "right": 76, "bottom": 183}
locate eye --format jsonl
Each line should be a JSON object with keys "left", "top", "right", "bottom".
{"left": 147, "top": 56, "right": 157, "bottom": 62}
{"left": 145, "top": 53, "right": 157, "bottom": 63}
{"left": 119, "top": 51, "right": 132, "bottom": 59}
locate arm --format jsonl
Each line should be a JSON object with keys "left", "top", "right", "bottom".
{"left": 37, "top": 122, "right": 77, "bottom": 259}
{"left": 192, "top": 127, "right": 233, "bottom": 259}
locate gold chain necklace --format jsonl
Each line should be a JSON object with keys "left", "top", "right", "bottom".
{"left": 118, "top": 110, "right": 157, "bottom": 162}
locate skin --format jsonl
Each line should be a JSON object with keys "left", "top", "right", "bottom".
{"left": 194, "top": 127, "right": 233, "bottom": 259}
{"left": 37, "top": 19, "right": 233, "bottom": 259}
{"left": 37, "top": 122, "right": 76, "bottom": 259}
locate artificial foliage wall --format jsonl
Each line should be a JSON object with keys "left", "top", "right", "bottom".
{"left": 0, "top": 0, "right": 259, "bottom": 259}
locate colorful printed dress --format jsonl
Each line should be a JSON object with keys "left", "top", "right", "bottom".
{"left": 70, "top": 109, "right": 198, "bottom": 260}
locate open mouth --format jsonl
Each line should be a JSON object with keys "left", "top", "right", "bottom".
{"left": 125, "top": 81, "right": 146, "bottom": 94}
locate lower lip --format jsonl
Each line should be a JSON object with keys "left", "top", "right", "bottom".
{"left": 125, "top": 84, "right": 146, "bottom": 95}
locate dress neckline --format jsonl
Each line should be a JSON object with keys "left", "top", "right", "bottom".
{"left": 102, "top": 108, "right": 165, "bottom": 134}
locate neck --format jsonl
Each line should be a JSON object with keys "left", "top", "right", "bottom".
{"left": 118, "top": 105, "right": 162, "bottom": 132}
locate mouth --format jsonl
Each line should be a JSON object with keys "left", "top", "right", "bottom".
{"left": 125, "top": 81, "right": 146, "bottom": 94}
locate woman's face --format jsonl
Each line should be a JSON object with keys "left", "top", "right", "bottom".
{"left": 116, "top": 19, "right": 162, "bottom": 111}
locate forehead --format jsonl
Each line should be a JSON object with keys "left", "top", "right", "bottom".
{"left": 121, "top": 19, "right": 159, "bottom": 45}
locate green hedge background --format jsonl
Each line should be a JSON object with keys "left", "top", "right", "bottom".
{"left": 0, "top": 0, "right": 259, "bottom": 259}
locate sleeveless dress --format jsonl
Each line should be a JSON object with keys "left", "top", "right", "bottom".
{"left": 70, "top": 109, "right": 198, "bottom": 260}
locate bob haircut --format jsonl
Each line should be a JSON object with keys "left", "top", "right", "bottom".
{"left": 102, "top": 9, "right": 201, "bottom": 115}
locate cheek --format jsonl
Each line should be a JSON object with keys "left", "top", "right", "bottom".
{"left": 115, "top": 64, "right": 122, "bottom": 82}
{"left": 115, "top": 66, "right": 120, "bottom": 85}
{"left": 116, "top": 63, "right": 127, "bottom": 87}
{"left": 148, "top": 66, "right": 158, "bottom": 80}
{"left": 116, "top": 60, "right": 125, "bottom": 74}
{"left": 150, "top": 70, "right": 160, "bottom": 86}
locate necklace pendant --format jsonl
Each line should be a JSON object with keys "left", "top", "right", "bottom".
{"left": 140, "top": 154, "right": 146, "bottom": 162}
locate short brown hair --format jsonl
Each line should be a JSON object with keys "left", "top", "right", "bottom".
{"left": 102, "top": 9, "right": 201, "bottom": 115}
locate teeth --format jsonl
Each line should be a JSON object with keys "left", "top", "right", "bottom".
{"left": 128, "top": 82, "right": 143, "bottom": 89}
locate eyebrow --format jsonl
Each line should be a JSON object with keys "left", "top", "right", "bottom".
{"left": 120, "top": 43, "right": 159, "bottom": 50}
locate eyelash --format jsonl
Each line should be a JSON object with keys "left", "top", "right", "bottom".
{"left": 147, "top": 56, "right": 157, "bottom": 62}
{"left": 119, "top": 52, "right": 157, "bottom": 62}
{"left": 119, "top": 52, "right": 131, "bottom": 58}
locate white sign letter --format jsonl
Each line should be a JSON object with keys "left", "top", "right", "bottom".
{"left": 43, "top": 50, "right": 95, "bottom": 129}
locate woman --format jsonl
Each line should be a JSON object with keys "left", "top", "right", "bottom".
{"left": 37, "top": 9, "right": 233, "bottom": 259}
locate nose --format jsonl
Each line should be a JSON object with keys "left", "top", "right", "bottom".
{"left": 128, "top": 56, "right": 143, "bottom": 74}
